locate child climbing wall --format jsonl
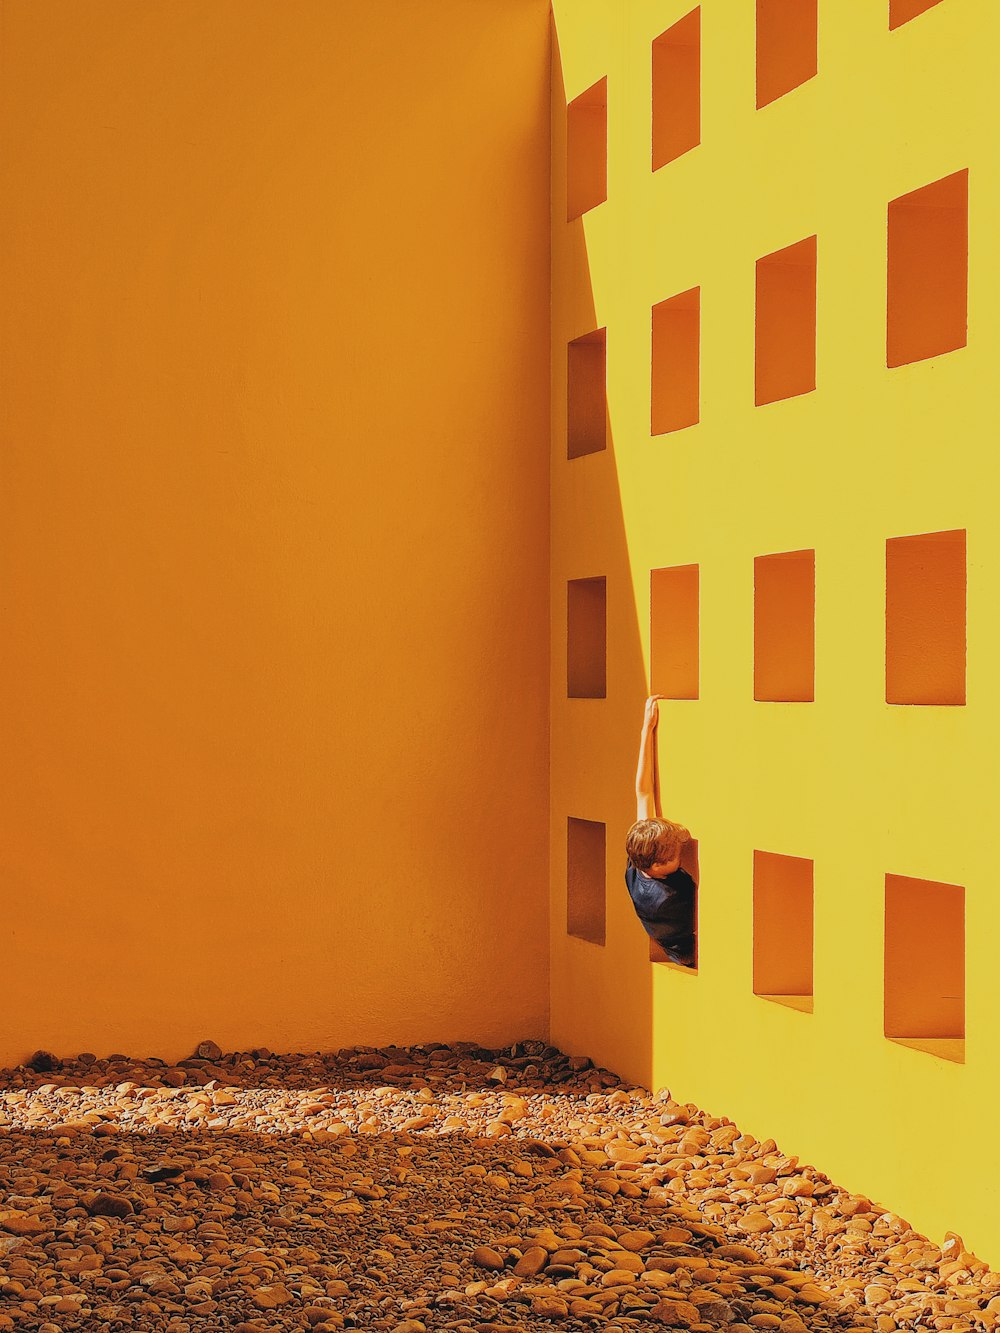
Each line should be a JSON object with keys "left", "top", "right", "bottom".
{"left": 625, "top": 696, "right": 697, "bottom": 967}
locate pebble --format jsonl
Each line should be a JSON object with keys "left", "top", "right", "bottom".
{"left": 0, "top": 1040, "right": 994, "bottom": 1333}
{"left": 85, "top": 1191, "right": 133, "bottom": 1217}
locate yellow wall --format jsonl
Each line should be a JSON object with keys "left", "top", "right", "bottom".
{"left": 0, "top": 0, "right": 551, "bottom": 1062}
{"left": 550, "top": 0, "right": 1000, "bottom": 1263}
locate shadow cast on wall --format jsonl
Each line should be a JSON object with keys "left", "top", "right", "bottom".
{"left": 552, "top": 14, "right": 697, "bottom": 1093}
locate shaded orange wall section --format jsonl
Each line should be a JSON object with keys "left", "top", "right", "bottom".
{"left": 886, "top": 170, "right": 968, "bottom": 369}
{"left": 650, "top": 565, "right": 699, "bottom": 700}
{"left": 651, "top": 288, "right": 700, "bottom": 436}
{"left": 755, "top": 0, "right": 818, "bottom": 110}
{"left": 754, "top": 234, "right": 817, "bottom": 406}
{"left": 0, "top": 0, "right": 551, "bottom": 1064}
{"left": 753, "top": 549, "right": 815, "bottom": 703}
{"left": 753, "top": 850, "right": 814, "bottom": 1000}
{"left": 884, "top": 875, "right": 965, "bottom": 1041}
{"left": 566, "top": 78, "right": 607, "bottom": 222}
{"left": 651, "top": 8, "right": 700, "bottom": 171}
{"left": 885, "top": 530, "right": 966, "bottom": 705}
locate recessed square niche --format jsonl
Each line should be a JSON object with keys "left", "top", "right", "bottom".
{"left": 651, "top": 288, "right": 700, "bottom": 435}
{"left": 755, "top": 235, "right": 817, "bottom": 406}
{"left": 650, "top": 564, "right": 699, "bottom": 699}
{"left": 567, "top": 328, "right": 607, "bottom": 459}
{"left": 754, "top": 549, "right": 815, "bottom": 702}
{"left": 567, "top": 576, "right": 607, "bottom": 699}
{"left": 885, "top": 873, "right": 964, "bottom": 1062}
{"left": 885, "top": 530, "right": 965, "bottom": 705}
{"left": 753, "top": 850, "right": 814, "bottom": 1012}
{"left": 567, "top": 817, "right": 606, "bottom": 945}
{"left": 652, "top": 8, "right": 700, "bottom": 171}
{"left": 756, "top": 0, "right": 818, "bottom": 109}
{"left": 887, "top": 170, "right": 968, "bottom": 368}
{"left": 889, "top": 0, "right": 945, "bottom": 30}
{"left": 567, "top": 77, "right": 607, "bottom": 221}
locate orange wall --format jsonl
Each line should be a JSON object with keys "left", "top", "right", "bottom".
{"left": 0, "top": 0, "right": 551, "bottom": 1063}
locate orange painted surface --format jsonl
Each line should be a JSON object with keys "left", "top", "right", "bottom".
{"left": 754, "top": 550, "right": 815, "bottom": 702}
{"left": 652, "top": 9, "right": 700, "bottom": 172}
{"left": 568, "top": 328, "right": 608, "bottom": 458}
{"left": 884, "top": 875, "right": 964, "bottom": 1041}
{"left": 753, "top": 850, "right": 814, "bottom": 998}
{"left": 887, "top": 170, "right": 968, "bottom": 368}
{"left": 650, "top": 565, "right": 699, "bottom": 700}
{"left": 756, "top": 0, "right": 818, "bottom": 109}
{"left": 0, "top": 0, "right": 551, "bottom": 1064}
{"left": 567, "top": 578, "right": 607, "bottom": 699}
{"left": 651, "top": 288, "right": 700, "bottom": 436}
{"left": 567, "top": 77, "right": 607, "bottom": 221}
{"left": 566, "top": 817, "right": 606, "bottom": 946}
{"left": 755, "top": 235, "right": 817, "bottom": 405}
{"left": 889, "top": 0, "right": 946, "bottom": 31}
{"left": 885, "top": 530, "right": 966, "bottom": 705}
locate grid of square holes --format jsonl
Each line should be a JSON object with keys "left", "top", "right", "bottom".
{"left": 563, "top": 1, "right": 967, "bottom": 1060}
{"left": 564, "top": 6, "right": 967, "bottom": 447}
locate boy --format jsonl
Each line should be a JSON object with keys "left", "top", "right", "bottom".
{"left": 625, "top": 694, "right": 697, "bottom": 967}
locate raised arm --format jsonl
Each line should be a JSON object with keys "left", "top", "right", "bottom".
{"left": 635, "top": 695, "right": 665, "bottom": 822}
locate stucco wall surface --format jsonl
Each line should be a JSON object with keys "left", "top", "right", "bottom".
{"left": 0, "top": 0, "right": 551, "bottom": 1063}
{"left": 549, "top": 0, "right": 1000, "bottom": 1264}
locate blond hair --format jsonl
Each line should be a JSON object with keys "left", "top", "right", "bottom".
{"left": 625, "top": 818, "right": 691, "bottom": 873}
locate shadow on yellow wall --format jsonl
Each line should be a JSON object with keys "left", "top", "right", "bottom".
{"left": 549, "top": 21, "right": 661, "bottom": 1095}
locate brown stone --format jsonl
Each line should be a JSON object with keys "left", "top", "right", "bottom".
{"left": 794, "top": 1285, "right": 827, "bottom": 1305}
{"left": 619, "top": 1228, "right": 656, "bottom": 1251}
{"left": 252, "top": 1283, "right": 295, "bottom": 1308}
{"left": 652, "top": 1299, "right": 703, "bottom": 1325}
{"left": 531, "top": 1296, "right": 568, "bottom": 1317}
{"left": 305, "top": 1308, "right": 343, "bottom": 1327}
{"left": 513, "top": 1246, "right": 548, "bottom": 1277}
{"left": 0, "top": 1212, "right": 49, "bottom": 1236}
{"left": 472, "top": 1246, "right": 505, "bottom": 1271}
{"left": 602, "top": 1268, "right": 638, "bottom": 1287}
{"left": 716, "top": 1245, "right": 761, "bottom": 1263}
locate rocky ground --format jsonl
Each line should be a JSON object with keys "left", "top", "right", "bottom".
{"left": 0, "top": 1040, "right": 995, "bottom": 1333}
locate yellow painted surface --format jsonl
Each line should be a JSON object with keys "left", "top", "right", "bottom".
{"left": 0, "top": 0, "right": 551, "bottom": 1062}
{"left": 550, "top": 0, "right": 1000, "bottom": 1262}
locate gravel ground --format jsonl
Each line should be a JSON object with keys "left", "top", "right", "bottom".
{"left": 0, "top": 1040, "right": 995, "bottom": 1333}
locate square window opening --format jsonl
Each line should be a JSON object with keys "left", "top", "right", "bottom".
{"left": 885, "top": 873, "right": 964, "bottom": 1062}
{"left": 754, "top": 549, "right": 815, "bottom": 702}
{"left": 755, "top": 235, "right": 817, "bottom": 406}
{"left": 568, "top": 576, "right": 607, "bottom": 699}
{"left": 885, "top": 529, "right": 965, "bottom": 705}
{"left": 567, "top": 77, "right": 607, "bottom": 221}
{"left": 651, "top": 287, "right": 700, "bottom": 435}
{"left": 887, "top": 170, "right": 968, "bottom": 368}
{"left": 567, "top": 817, "right": 606, "bottom": 945}
{"left": 756, "top": 0, "right": 818, "bottom": 109}
{"left": 652, "top": 8, "right": 700, "bottom": 171}
{"left": 568, "top": 328, "right": 607, "bottom": 459}
{"left": 650, "top": 839, "right": 699, "bottom": 970}
{"left": 889, "top": 0, "right": 945, "bottom": 31}
{"left": 650, "top": 564, "right": 699, "bottom": 699}
{"left": 754, "top": 850, "right": 814, "bottom": 1009}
